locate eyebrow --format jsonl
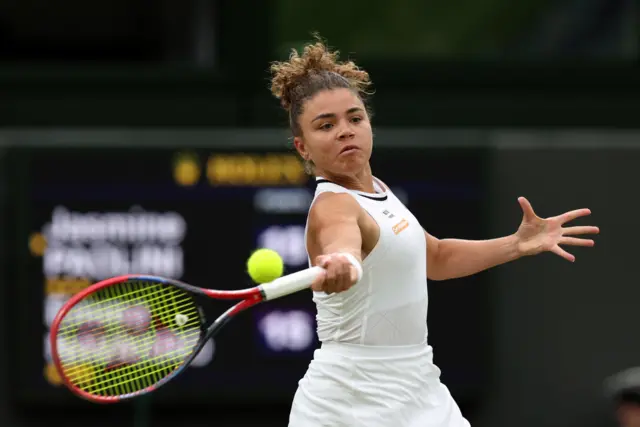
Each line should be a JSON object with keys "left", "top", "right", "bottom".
{"left": 311, "top": 107, "right": 364, "bottom": 123}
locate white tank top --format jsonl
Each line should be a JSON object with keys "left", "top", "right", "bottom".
{"left": 305, "top": 176, "right": 429, "bottom": 346}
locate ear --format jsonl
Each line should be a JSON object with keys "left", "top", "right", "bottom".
{"left": 293, "top": 136, "right": 310, "bottom": 161}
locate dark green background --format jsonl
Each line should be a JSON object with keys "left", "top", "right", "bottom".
{"left": 0, "top": 0, "right": 638, "bottom": 426}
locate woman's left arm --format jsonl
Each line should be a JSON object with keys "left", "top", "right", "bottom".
{"left": 425, "top": 197, "right": 599, "bottom": 281}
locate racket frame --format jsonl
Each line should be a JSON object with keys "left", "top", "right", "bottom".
{"left": 50, "top": 267, "right": 322, "bottom": 403}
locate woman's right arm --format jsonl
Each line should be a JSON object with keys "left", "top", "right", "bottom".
{"left": 306, "top": 192, "right": 364, "bottom": 294}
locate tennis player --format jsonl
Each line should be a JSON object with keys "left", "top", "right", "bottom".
{"left": 270, "top": 37, "right": 599, "bottom": 427}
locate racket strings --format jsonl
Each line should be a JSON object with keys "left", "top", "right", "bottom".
{"left": 58, "top": 284, "right": 198, "bottom": 363}
{"left": 61, "top": 283, "right": 200, "bottom": 395}
{"left": 56, "top": 280, "right": 203, "bottom": 397}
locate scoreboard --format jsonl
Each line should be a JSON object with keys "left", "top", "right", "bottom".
{"left": 4, "top": 143, "right": 491, "bottom": 407}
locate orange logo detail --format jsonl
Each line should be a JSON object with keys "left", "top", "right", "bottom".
{"left": 392, "top": 219, "right": 409, "bottom": 235}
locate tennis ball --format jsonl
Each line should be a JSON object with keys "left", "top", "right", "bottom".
{"left": 247, "top": 248, "right": 284, "bottom": 284}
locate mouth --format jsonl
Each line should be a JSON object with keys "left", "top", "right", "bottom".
{"left": 340, "top": 145, "right": 359, "bottom": 154}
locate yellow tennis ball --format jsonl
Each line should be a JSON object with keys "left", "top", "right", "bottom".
{"left": 247, "top": 248, "right": 284, "bottom": 284}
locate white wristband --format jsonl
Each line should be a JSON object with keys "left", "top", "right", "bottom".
{"left": 339, "top": 252, "right": 363, "bottom": 283}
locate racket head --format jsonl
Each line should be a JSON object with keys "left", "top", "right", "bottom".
{"left": 50, "top": 275, "right": 208, "bottom": 403}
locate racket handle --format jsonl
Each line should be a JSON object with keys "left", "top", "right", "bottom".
{"left": 259, "top": 266, "right": 324, "bottom": 301}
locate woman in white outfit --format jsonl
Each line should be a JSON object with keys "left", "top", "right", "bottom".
{"left": 269, "top": 37, "right": 599, "bottom": 427}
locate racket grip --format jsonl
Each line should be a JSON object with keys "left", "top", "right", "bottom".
{"left": 259, "top": 266, "right": 324, "bottom": 301}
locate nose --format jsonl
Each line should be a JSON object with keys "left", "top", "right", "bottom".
{"left": 337, "top": 126, "right": 355, "bottom": 141}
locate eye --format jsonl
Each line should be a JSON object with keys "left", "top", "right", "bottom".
{"left": 319, "top": 123, "right": 333, "bottom": 131}
{"left": 350, "top": 116, "right": 363, "bottom": 124}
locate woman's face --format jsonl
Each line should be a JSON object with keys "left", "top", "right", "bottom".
{"left": 293, "top": 88, "right": 373, "bottom": 177}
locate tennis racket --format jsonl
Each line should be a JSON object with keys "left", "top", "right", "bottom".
{"left": 49, "top": 266, "right": 323, "bottom": 404}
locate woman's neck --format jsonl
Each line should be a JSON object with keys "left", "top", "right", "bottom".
{"left": 316, "top": 164, "right": 376, "bottom": 193}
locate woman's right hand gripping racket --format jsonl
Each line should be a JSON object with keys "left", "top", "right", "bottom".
{"left": 49, "top": 266, "right": 324, "bottom": 403}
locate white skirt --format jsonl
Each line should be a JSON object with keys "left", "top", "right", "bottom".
{"left": 288, "top": 341, "right": 470, "bottom": 427}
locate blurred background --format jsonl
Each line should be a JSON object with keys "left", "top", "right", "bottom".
{"left": 0, "top": 0, "right": 639, "bottom": 426}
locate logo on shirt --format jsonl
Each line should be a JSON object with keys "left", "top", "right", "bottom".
{"left": 382, "top": 210, "right": 409, "bottom": 235}
{"left": 392, "top": 219, "right": 409, "bottom": 235}
{"left": 382, "top": 209, "right": 395, "bottom": 219}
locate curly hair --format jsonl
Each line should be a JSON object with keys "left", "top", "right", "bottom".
{"left": 270, "top": 35, "right": 373, "bottom": 139}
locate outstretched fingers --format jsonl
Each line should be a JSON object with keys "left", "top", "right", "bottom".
{"left": 559, "top": 236, "right": 595, "bottom": 247}
{"left": 559, "top": 208, "right": 592, "bottom": 224}
{"left": 518, "top": 197, "right": 538, "bottom": 220}
{"left": 563, "top": 225, "right": 599, "bottom": 236}
{"left": 551, "top": 245, "right": 575, "bottom": 262}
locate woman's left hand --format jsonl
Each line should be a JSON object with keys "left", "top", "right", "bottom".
{"left": 515, "top": 197, "right": 600, "bottom": 262}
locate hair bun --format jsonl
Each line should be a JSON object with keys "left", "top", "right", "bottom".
{"left": 270, "top": 36, "right": 371, "bottom": 111}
